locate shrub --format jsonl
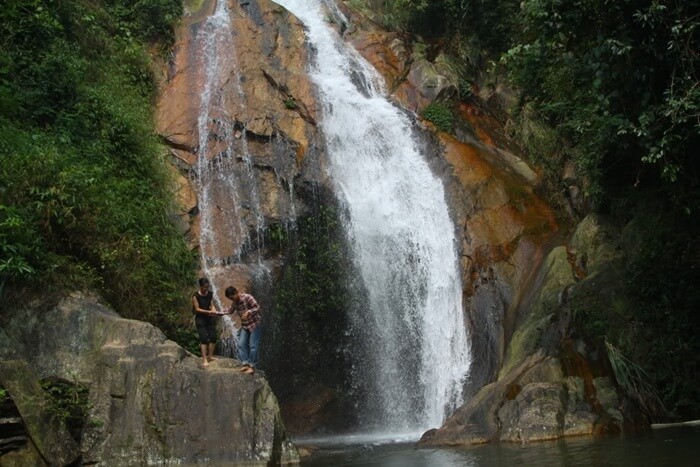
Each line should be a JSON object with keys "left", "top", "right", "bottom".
{"left": 420, "top": 101, "right": 454, "bottom": 133}
{"left": 41, "top": 377, "right": 91, "bottom": 443}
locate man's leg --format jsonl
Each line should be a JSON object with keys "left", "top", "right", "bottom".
{"left": 207, "top": 342, "right": 216, "bottom": 362}
{"left": 195, "top": 316, "right": 210, "bottom": 368}
{"left": 237, "top": 328, "right": 251, "bottom": 367}
{"left": 205, "top": 320, "right": 217, "bottom": 362}
{"left": 248, "top": 326, "right": 262, "bottom": 369}
{"left": 200, "top": 343, "right": 209, "bottom": 367}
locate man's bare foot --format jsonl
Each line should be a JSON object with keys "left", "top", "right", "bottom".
{"left": 244, "top": 367, "right": 255, "bottom": 375}
{"left": 207, "top": 357, "right": 217, "bottom": 362}
{"left": 202, "top": 360, "right": 209, "bottom": 368}
{"left": 239, "top": 365, "right": 250, "bottom": 372}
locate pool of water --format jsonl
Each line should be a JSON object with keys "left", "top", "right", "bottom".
{"left": 300, "top": 425, "right": 700, "bottom": 466}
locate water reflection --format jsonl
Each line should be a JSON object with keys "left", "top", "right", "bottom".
{"left": 302, "top": 426, "right": 700, "bottom": 466}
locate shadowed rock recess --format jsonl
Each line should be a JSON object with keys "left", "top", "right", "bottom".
{"left": 0, "top": 292, "right": 298, "bottom": 465}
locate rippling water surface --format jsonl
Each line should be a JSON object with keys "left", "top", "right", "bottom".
{"left": 301, "top": 425, "right": 700, "bottom": 466}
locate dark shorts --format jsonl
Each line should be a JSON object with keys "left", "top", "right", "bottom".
{"left": 195, "top": 314, "right": 217, "bottom": 344}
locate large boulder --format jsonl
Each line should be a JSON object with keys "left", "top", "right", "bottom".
{"left": 422, "top": 349, "right": 628, "bottom": 446}
{"left": 422, "top": 215, "right": 649, "bottom": 446}
{"left": 0, "top": 292, "right": 298, "bottom": 465}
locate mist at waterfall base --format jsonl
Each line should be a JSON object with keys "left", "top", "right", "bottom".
{"left": 272, "top": 0, "right": 471, "bottom": 440}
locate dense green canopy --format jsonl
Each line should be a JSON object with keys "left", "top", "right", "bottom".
{"left": 367, "top": 0, "right": 699, "bottom": 198}
{"left": 0, "top": 0, "right": 194, "bottom": 334}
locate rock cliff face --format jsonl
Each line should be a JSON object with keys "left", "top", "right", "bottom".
{"left": 421, "top": 215, "right": 650, "bottom": 446}
{"left": 0, "top": 292, "right": 298, "bottom": 465}
{"left": 338, "top": 3, "right": 558, "bottom": 396}
{"left": 337, "top": 2, "right": 647, "bottom": 444}
{"left": 156, "top": 0, "right": 323, "bottom": 290}
{"left": 150, "top": 0, "right": 643, "bottom": 444}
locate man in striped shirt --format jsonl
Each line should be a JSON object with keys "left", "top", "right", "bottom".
{"left": 225, "top": 286, "right": 261, "bottom": 375}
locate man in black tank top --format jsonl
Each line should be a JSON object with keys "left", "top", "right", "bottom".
{"left": 192, "top": 277, "right": 220, "bottom": 368}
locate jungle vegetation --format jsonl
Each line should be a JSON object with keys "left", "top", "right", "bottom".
{"left": 0, "top": 0, "right": 195, "bottom": 341}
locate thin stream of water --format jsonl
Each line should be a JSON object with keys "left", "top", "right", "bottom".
{"left": 192, "top": 0, "right": 271, "bottom": 355}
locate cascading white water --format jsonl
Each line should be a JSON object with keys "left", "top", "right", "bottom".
{"left": 273, "top": 0, "right": 472, "bottom": 435}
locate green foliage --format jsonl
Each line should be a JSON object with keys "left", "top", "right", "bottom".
{"left": 420, "top": 101, "right": 454, "bottom": 133}
{"left": 509, "top": 104, "right": 560, "bottom": 168}
{"left": 356, "top": 0, "right": 518, "bottom": 49}
{"left": 355, "top": 0, "right": 429, "bottom": 32}
{"left": 265, "top": 223, "right": 288, "bottom": 251}
{"left": 570, "top": 204, "right": 700, "bottom": 419}
{"left": 571, "top": 303, "right": 607, "bottom": 344}
{"left": 104, "top": 0, "right": 183, "bottom": 45}
{"left": 620, "top": 207, "right": 700, "bottom": 418}
{"left": 500, "top": 0, "right": 699, "bottom": 199}
{"left": 273, "top": 205, "right": 352, "bottom": 322}
{"left": 457, "top": 77, "right": 474, "bottom": 101}
{"left": 41, "top": 377, "right": 91, "bottom": 442}
{"left": 606, "top": 340, "right": 665, "bottom": 417}
{"left": 356, "top": 0, "right": 513, "bottom": 45}
{"left": 0, "top": 0, "right": 194, "bottom": 336}
{"left": 168, "top": 326, "right": 200, "bottom": 356}
{"left": 0, "top": 205, "right": 42, "bottom": 284}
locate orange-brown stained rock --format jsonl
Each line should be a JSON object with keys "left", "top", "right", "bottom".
{"left": 441, "top": 132, "right": 558, "bottom": 296}
{"left": 155, "top": 0, "right": 215, "bottom": 155}
{"left": 351, "top": 32, "right": 408, "bottom": 90}
{"left": 560, "top": 339, "right": 609, "bottom": 405}
{"left": 156, "top": 0, "right": 317, "bottom": 166}
{"left": 456, "top": 101, "right": 526, "bottom": 157}
{"left": 155, "top": 0, "right": 319, "bottom": 270}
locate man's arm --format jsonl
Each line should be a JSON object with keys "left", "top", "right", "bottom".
{"left": 246, "top": 295, "right": 260, "bottom": 313}
{"left": 241, "top": 295, "right": 259, "bottom": 318}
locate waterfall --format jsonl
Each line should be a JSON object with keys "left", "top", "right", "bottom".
{"left": 273, "top": 0, "right": 472, "bottom": 435}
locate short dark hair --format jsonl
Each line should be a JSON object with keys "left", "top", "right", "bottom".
{"left": 198, "top": 277, "right": 210, "bottom": 287}
{"left": 225, "top": 286, "right": 238, "bottom": 298}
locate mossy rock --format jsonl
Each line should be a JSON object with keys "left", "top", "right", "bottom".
{"left": 500, "top": 246, "right": 575, "bottom": 377}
